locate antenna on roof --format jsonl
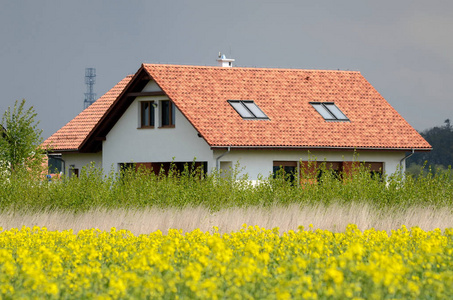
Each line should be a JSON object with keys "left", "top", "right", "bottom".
{"left": 217, "top": 52, "right": 235, "bottom": 67}
{"left": 84, "top": 68, "right": 97, "bottom": 109}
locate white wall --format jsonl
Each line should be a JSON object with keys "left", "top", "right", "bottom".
{"left": 63, "top": 143, "right": 406, "bottom": 180}
{"left": 61, "top": 152, "right": 102, "bottom": 175}
{"left": 215, "top": 149, "right": 406, "bottom": 180}
{"left": 102, "top": 94, "right": 214, "bottom": 174}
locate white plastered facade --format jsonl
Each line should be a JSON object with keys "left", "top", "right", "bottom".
{"left": 215, "top": 149, "right": 406, "bottom": 180}
{"left": 61, "top": 152, "right": 102, "bottom": 175}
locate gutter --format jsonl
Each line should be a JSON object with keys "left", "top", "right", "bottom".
{"left": 45, "top": 148, "right": 80, "bottom": 153}
{"left": 215, "top": 146, "right": 231, "bottom": 171}
{"left": 211, "top": 145, "right": 431, "bottom": 152}
{"left": 399, "top": 149, "right": 415, "bottom": 170}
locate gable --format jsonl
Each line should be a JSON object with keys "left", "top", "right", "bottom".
{"left": 78, "top": 68, "right": 167, "bottom": 152}
{"left": 142, "top": 80, "right": 162, "bottom": 92}
{"left": 103, "top": 94, "right": 213, "bottom": 165}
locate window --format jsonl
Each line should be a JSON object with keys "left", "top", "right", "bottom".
{"left": 119, "top": 163, "right": 135, "bottom": 173}
{"left": 311, "top": 102, "right": 349, "bottom": 121}
{"left": 48, "top": 154, "right": 63, "bottom": 174}
{"left": 228, "top": 100, "right": 268, "bottom": 119}
{"left": 301, "top": 161, "right": 384, "bottom": 183}
{"left": 273, "top": 161, "right": 384, "bottom": 185}
{"left": 315, "top": 162, "right": 342, "bottom": 182}
{"left": 133, "top": 161, "right": 208, "bottom": 177}
{"left": 273, "top": 161, "right": 298, "bottom": 183}
{"left": 364, "top": 162, "right": 384, "bottom": 181}
{"left": 141, "top": 101, "right": 155, "bottom": 128}
{"left": 69, "top": 165, "right": 79, "bottom": 178}
{"left": 161, "top": 100, "right": 175, "bottom": 127}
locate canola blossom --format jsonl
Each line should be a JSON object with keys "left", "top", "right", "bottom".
{"left": 0, "top": 225, "right": 453, "bottom": 299}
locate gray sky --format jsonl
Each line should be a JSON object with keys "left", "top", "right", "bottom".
{"left": 1, "top": 0, "right": 452, "bottom": 139}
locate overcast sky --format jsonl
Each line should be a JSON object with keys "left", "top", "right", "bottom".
{"left": 1, "top": 1, "right": 452, "bottom": 139}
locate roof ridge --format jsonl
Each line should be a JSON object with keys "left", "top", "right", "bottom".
{"left": 143, "top": 63, "right": 360, "bottom": 73}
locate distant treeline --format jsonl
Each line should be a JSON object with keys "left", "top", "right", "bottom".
{"left": 407, "top": 119, "right": 453, "bottom": 172}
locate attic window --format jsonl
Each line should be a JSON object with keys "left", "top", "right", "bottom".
{"left": 160, "top": 100, "right": 175, "bottom": 127}
{"left": 141, "top": 101, "right": 155, "bottom": 128}
{"left": 311, "top": 102, "right": 349, "bottom": 121}
{"left": 228, "top": 100, "right": 268, "bottom": 120}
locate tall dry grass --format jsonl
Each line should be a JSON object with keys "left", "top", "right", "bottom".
{"left": 1, "top": 202, "right": 452, "bottom": 235}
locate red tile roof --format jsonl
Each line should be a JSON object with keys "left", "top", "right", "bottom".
{"left": 143, "top": 64, "right": 431, "bottom": 150}
{"left": 45, "top": 64, "right": 431, "bottom": 151}
{"left": 43, "top": 75, "right": 133, "bottom": 151}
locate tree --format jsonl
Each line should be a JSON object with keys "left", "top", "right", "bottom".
{"left": 407, "top": 119, "right": 453, "bottom": 171}
{"left": 0, "top": 99, "right": 45, "bottom": 175}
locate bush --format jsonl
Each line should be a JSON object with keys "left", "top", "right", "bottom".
{"left": 0, "top": 162, "right": 452, "bottom": 213}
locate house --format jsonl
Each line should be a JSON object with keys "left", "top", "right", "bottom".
{"left": 44, "top": 55, "right": 431, "bottom": 180}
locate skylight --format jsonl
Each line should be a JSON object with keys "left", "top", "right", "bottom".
{"left": 311, "top": 102, "right": 349, "bottom": 121}
{"left": 228, "top": 100, "right": 269, "bottom": 119}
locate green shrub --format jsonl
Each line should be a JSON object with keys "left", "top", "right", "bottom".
{"left": 0, "top": 162, "right": 452, "bottom": 213}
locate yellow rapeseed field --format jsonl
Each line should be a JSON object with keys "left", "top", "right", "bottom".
{"left": 1, "top": 225, "right": 452, "bottom": 299}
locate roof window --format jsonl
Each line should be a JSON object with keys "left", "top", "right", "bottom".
{"left": 311, "top": 102, "right": 349, "bottom": 121}
{"left": 228, "top": 100, "right": 268, "bottom": 119}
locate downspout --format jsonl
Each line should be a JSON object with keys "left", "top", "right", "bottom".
{"left": 216, "top": 146, "right": 231, "bottom": 171}
{"left": 399, "top": 149, "right": 415, "bottom": 171}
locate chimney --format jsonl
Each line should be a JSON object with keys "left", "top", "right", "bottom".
{"left": 217, "top": 52, "right": 235, "bottom": 67}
